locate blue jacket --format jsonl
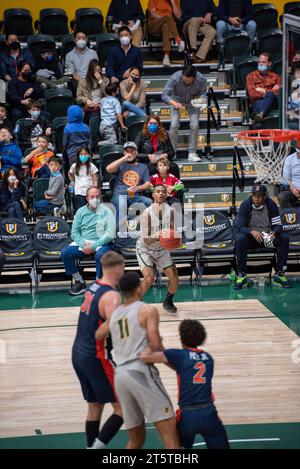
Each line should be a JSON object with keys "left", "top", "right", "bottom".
{"left": 181, "top": 0, "right": 217, "bottom": 22}
{"left": 106, "top": 44, "right": 143, "bottom": 81}
{"left": 0, "top": 48, "right": 35, "bottom": 80}
{"left": 63, "top": 105, "right": 90, "bottom": 159}
{"left": 217, "top": 0, "right": 254, "bottom": 24}
{"left": 0, "top": 185, "right": 23, "bottom": 210}
{"left": 0, "top": 142, "right": 23, "bottom": 172}
{"left": 236, "top": 196, "right": 282, "bottom": 236}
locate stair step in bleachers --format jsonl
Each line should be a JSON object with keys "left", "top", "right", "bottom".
{"left": 177, "top": 158, "right": 256, "bottom": 181}
{"left": 176, "top": 126, "right": 247, "bottom": 152}
{"left": 183, "top": 186, "right": 253, "bottom": 211}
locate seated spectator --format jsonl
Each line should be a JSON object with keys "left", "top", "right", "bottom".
{"left": 150, "top": 157, "right": 184, "bottom": 205}
{"left": 60, "top": 186, "right": 115, "bottom": 295}
{"left": 0, "top": 127, "right": 22, "bottom": 174}
{"left": 106, "top": 141, "right": 152, "bottom": 224}
{"left": 278, "top": 147, "right": 300, "bottom": 209}
{"left": 106, "top": 26, "right": 143, "bottom": 83}
{"left": 63, "top": 105, "right": 90, "bottom": 166}
{"left": 0, "top": 34, "right": 34, "bottom": 83}
{"left": 135, "top": 114, "right": 180, "bottom": 177}
{"left": 291, "top": 50, "right": 300, "bottom": 64}
{"left": 65, "top": 31, "right": 98, "bottom": 83}
{"left": 246, "top": 52, "right": 281, "bottom": 123}
{"left": 99, "top": 83, "right": 127, "bottom": 145}
{"left": 76, "top": 59, "right": 109, "bottom": 123}
{"left": 7, "top": 60, "right": 43, "bottom": 124}
{"left": 24, "top": 135, "right": 54, "bottom": 178}
{"left": 287, "top": 61, "right": 300, "bottom": 123}
{"left": 147, "top": 0, "right": 185, "bottom": 67}
{"left": 120, "top": 66, "right": 147, "bottom": 118}
{"left": 0, "top": 168, "right": 25, "bottom": 220}
{"left": 216, "top": 0, "right": 256, "bottom": 44}
{"left": 35, "top": 46, "right": 70, "bottom": 90}
{"left": 107, "top": 0, "right": 145, "bottom": 47}
{"left": 16, "top": 100, "right": 52, "bottom": 151}
{"left": 182, "top": 0, "right": 217, "bottom": 63}
{"left": 33, "top": 156, "right": 65, "bottom": 216}
{"left": 68, "top": 147, "right": 99, "bottom": 213}
{"left": 0, "top": 103, "right": 12, "bottom": 131}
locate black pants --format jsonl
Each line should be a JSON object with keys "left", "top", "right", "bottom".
{"left": 0, "top": 248, "right": 4, "bottom": 275}
{"left": 278, "top": 190, "right": 299, "bottom": 209}
{"left": 235, "top": 232, "right": 289, "bottom": 273}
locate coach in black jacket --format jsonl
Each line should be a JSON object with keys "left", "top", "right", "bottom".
{"left": 234, "top": 184, "right": 290, "bottom": 289}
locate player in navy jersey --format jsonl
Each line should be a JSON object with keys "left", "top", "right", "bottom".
{"left": 141, "top": 319, "right": 230, "bottom": 449}
{"left": 72, "top": 251, "right": 125, "bottom": 449}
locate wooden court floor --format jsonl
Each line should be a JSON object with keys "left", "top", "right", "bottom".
{"left": 0, "top": 299, "right": 299, "bottom": 438}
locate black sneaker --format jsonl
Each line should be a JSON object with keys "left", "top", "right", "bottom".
{"left": 69, "top": 281, "right": 87, "bottom": 296}
{"left": 163, "top": 300, "right": 177, "bottom": 313}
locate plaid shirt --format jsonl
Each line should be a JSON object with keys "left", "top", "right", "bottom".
{"left": 246, "top": 70, "right": 281, "bottom": 103}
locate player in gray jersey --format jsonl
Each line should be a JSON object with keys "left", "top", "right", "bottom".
{"left": 96, "top": 271, "right": 179, "bottom": 449}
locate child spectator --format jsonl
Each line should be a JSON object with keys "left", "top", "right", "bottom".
{"left": 63, "top": 105, "right": 90, "bottom": 166}
{"left": 68, "top": 147, "right": 99, "bottom": 213}
{"left": 15, "top": 100, "right": 52, "bottom": 152}
{"left": 99, "top": 83, "right": 127, "bottom": 145}
{"left": 0, "top": 127, "right": 22, "bottom": 174}
{"left": 35, "top": 46, "right": 70, "bottom": 90}
{"left": 0, "top": 168, "right": 26, "bottom": 220}
{"left": 0, "top": 104, "right": 13, "bottom": 131}
{"left": 34, "top": 156, "right": 65, "bottom": 216}
{"left": 150, "top": 157, "right": 184, "bottom": 204}
{"left": 24, "top": 135, "right": 54, "bottom": 178}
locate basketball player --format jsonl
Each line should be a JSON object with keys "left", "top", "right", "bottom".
{"left": 141, "top": 319, "right": 230, "bottom": 449}
{"left": 136, "top": 184, "right": 179, "bottom": 313}
{"left": 96, "top": 271, "right": 179, "bottom": 449}
{"left": 72, "top": 251, "right": 125, "bottom": 449}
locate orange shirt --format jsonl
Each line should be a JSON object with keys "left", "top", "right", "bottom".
{"left": 30, "top": 150, "right": 54, "bottom": 177}
{"left": 148, "top": 0, "right": 180, "bottom": 17}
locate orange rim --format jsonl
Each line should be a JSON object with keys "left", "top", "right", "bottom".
{"left": 237, "top": 129, "right": 300, "bottom": 143}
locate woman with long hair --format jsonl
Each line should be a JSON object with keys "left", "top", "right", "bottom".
{"left": 0, "top": 167, "right": 26, "bottom": 220}
{"left": 120, "top": 66, "right": 146, "bottom": 118}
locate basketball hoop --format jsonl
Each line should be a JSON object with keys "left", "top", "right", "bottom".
{"left": 237, "top": 129, "right": 300, "bottom": 185}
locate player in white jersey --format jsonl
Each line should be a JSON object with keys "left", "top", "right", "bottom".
{"left": 96, "top": 271, "right": 179, "bottom": 449}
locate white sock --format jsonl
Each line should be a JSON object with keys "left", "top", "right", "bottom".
{"left": 73, "top": 272, "right": 83, "bottom": 283}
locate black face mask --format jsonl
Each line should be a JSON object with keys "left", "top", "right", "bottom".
{"left": 131, "top": 75, "right": 139, "bottom": 83}
{"left": 21, "top": 72, "right": 32, "bottom": 80}
{"left": 10, "top": 41, "right": 20, "bottom": 51}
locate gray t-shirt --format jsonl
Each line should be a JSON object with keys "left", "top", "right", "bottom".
{"left": 113, "top": 162, "right": 150, "bottom": 195}
{"left": 249, "top": 204, "right": 271, "bottom": 233}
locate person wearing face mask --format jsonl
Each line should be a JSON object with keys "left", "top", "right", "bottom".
{"left": 246, "top": 52, "right": 281, "bottom": 124}
{"left": 60, "top": 186, "right": 115, "bottom": 295}
{"left": 68, "top": 147, "right": 99, "bottom": 213}
{"left": 35, "top": 46, "right": 70, "bottom": 90}
{"left": 65, "top": 31, "right": 98, "bottom": 85}
{"left": 0, "top": 127, "right": 22, "bottom": 174}
{"left": 234, "top": 184, "right": 290, "bottom": 290}
{"left": 106, "top": 26, "right": 143, "bottom": 84}
{"left": 0, "top": 168, "right": 25, "bottom": 221}
{"left": 107, "top": 0, "right": 145, "bottom": 47}
{"left": 0, "top": 33, "right": 34, "bottom": 83}
{"left": 16, "top": 100, "right": 52, "bottom": 152}
{"left": 34, "top": 156, "right": 65, "bottom": 217}
{"left": 120, "top": 66, "right": 147, "bottom": 118}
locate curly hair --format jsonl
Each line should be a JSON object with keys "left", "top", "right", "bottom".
{"left": 179, "top": 320, "right": 207, "bottom": 348}
{"left": 142, "top": 114, "right": 168, "bottom": 143}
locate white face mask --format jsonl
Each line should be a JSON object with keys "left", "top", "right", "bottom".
{"left": 8, "top": 175, "right": 16, "bottom": 183}
{"left": 89, "top": 198, "right": 100, "bottom": 209}
{"left": 120, "top": 36, "right": 130, "bottom": 46}
{"left": 76, "top": 39, "right": 87, "bottom": 49}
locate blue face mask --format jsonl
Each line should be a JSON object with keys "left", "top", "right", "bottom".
{"left": 46, "top": 54, "right": 54, "bottom": 62}
{"left": 148, "top": 123, "right": 158, "bottom": 134}
{"left": 52, "top": 170, "right": 60, "bottom": 177}
{"left": 258, "top": 64, "right": 268, "bottom": 73}
{"left": 31, "top": 111, "right": 40, "bottom": 119}
{"left": 79, "top": 155, "right": 90, "bottom": 163}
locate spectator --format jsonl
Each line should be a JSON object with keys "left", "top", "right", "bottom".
{"left": 135, "top": 114, "right": 179, "bottom": 177}
{"left": 278, "top": 147, "right": 300, "bottom": 209}
{"left": 76, "top": 59, "right": 109, "bottom": 123}
{"left": 0, "top": 127, "right": 22, "bottom": 173}
{"left": 24, "top": 135, "right": 54, "bottom": 178}
{"left": 99, "top": 83, "right": 127, "bottom": 145}
{"left": 0, "top": 168, "right": 25, "bottom": 220}
{"left": 120, "top": 66, "right": 147, "bottom": 118}
{"left": 35, "top": 46, "right": 70, "bottom": 90}
{"left": 234, "top": 184, "right": 290, "bottom": 290}
{"left": 216, "top": 0, "right": 256, "bottom": 44}
{"left": 65, "top": 31, "right": 98, "bottom": 82}
{"left": 107, "top": 0, "right": 145, "bottom": 47}
{"left": 33, "top": 156, "right": 65, "bottom": 216}
{"left": 147, "top": 0, "right": 185, "bottom": 67}
{"left": 0, "top": 34, "right": 34, "bottom": 82}
{"left": 162, "top": 66, "right": 207, "bottom": 161}
{"left": 150, "top": 158, "right": 184, "bottom": 204}
{"left": 7, "top": 60, "right": 43, "bottom": 124}
{"left": 246, "top": 52, "right": 281, "bottom": 123}
{"left": 0, "top": 104, "right": 12, "bottom": 131}
{"left": 287, "top": 61, "right": 300, "bottom": 123}
{"left": 16, "top": 100, "right": 52, "bottom": 151}
{"left": 63, "top": 105, "right": 90, "bottom": 166}
{"left": 60, "top": 186, "right": 115, "bottom": 295}
{"left": 291, "top": 50, "right": 300, "bottom": 64}
{"left": 106, "top": 141, "right": 152, "bottom": 224}
{"left": 68, "top": 147, "right": 99, "bottom": 213}
{"left": 181, "top": 0, "right": 217, "bottom": 63}
{"left": 106, "top": 26, "right": 143, "bottom": 83}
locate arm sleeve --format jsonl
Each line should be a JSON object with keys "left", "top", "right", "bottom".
{"left": 64, "top": 53, "right": 74, "bottom": 75}
{"left": 164, "top": 349, "right": 185, "bottom": 372}
{"left": 71, "top": 212, "right": 86, "bottom": 248}
{"left": 246, "top": 72, "right": 262, "bottom": 100}
{"left": 135, "top": 132, "right": 150, "bottom": 162}
{"left": 269, "top": 201, "right": 283, "bottom": 234}
{"left": 106, "top": 49, "right": 117, "bottom": 79}
{"left": 76, "top": 80, "right": 88, "bottom": 104}
{"left": 142, "top": 165, "right": 151, "bottom": 183}
{"left": 91, "top": 208, "right": 116, "bottom": 250}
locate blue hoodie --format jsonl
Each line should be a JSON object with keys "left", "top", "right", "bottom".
{"left": 0, "top": 141, "right": 23, "bottom": 173}
{"left": 63, "top": 105, "right": 90, "bottom": 161}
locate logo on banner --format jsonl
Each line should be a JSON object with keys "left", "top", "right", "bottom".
{"left": 285, "top": 213, "right": 296, "bottom": 224}
{"left": 204, "top": 214, "right": 215, "bottom": 225}
{"left": 5, "top": 224, "right": 17, "bottom": 235}
{"left": 47, "top": 222, "right": 59, "bottom": 233}
{"left": 221, "top": 194, "right": 230, "bottom": 202}
{"left": 126, "top": 219, "right": 138, "bottom": 231}
{"left": 208, "top": 164, "right": 216, "bottom": 172}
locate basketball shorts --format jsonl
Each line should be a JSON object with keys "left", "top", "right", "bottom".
{"left": 136, "top": 242, "right": 174, "bottom": 272}
{"left": 114, "top": 361, "right": 175, "bottom": 429}
{"left": 72, "top": 350, "right": 117, "bottom": 403}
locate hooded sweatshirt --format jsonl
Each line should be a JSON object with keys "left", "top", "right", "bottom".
{"left": 0, "top": 141, "right": 23, "bottom": 173}
{"left": 63, "top": 105, "right": 90, "bottom": 161}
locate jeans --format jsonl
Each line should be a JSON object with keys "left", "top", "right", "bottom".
{"left": 99, "top": 122, "right": 118, "bottom": 145}
{"left": 121, "top": 101, "right": 146, "bottom": 117}
{"left": 169, "top": 105, "right": 200, "bottom": 153}
{"left": 216, "top": 20, "right": 257, "bottom": 43}
{"left": 60, "top": 243, "right": 113, "bottom": 279}
{"left": 252, "top": 92, "right": 278, "bottom": 115}
{"left": 34, "top": 200, "right": 61, "bottom": 214}
{"left": 110, "top": 193, "right": 152, "bottom": 227}
{"left": 7, "top": 201, "right": 23, "bottom": 220}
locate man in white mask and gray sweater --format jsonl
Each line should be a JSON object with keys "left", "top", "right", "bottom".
{"left": 65, "top": 31, "right": 98, "bottom": 82}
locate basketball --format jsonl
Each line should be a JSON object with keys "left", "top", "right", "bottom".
{"left": 159, "top": 229, "right": 182, "bottom": 250}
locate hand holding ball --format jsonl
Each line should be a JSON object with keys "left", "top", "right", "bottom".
{"left": 159, "top": 229, "right": 182, "bottom": 250}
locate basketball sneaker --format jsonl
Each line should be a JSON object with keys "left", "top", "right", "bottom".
{"left": 69, "top": 281, "right": 87, "bottom": 295}
{"left": 234, "top": 273, "right": 247, "bottom": 290}
{"left": 273, "top": 272, "right": 291, "bottom": 288}
{"left": 163, "top": 298, "right": 177, "bottom": 313}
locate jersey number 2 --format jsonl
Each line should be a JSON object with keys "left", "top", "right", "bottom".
{"left": 118, "top": 317, "right": 129, "bottom": 339}
{"left": 193, "top": 362, "right": 206, "bottom": 384}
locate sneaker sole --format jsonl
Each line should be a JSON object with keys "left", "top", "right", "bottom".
{"left": 163, "top": 305, "right": 178, "bottom": 313}
{"left": 273, "top": 282, "right": 291, "bottom": 289}
{"left": 69, "top": 288, "right": 87, "bottom": 296}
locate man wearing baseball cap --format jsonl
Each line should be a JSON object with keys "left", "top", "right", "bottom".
{"left": 106, "top": 141, "right": 152, "bottom": 225}
{"left": 234, "top": 184, "right": 290, "bottom": 289}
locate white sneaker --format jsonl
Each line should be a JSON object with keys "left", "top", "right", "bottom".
{"left": 162, "top": 55, "right": 171, "bottom": 67}
{"left": 53, "top": 207, "right": 61, "bottom": 217}
{"left": 188, "top": 152, "right": 201, "bottom": 162}
{"left": 91, "top": 438, "right": 106, "bottom": 449}
{"left": 178, "top": 40, "right": 185, "bottom": 53}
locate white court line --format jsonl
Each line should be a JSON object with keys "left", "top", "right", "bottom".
{"left": 193, "top": 438, "right": 280, "bottom": 446}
